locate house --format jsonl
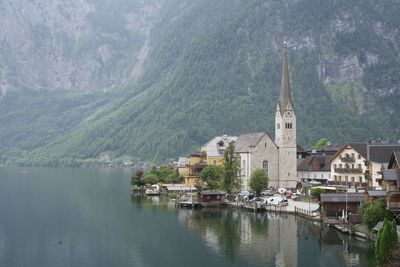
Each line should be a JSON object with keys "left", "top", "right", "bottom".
{"left": 184, "top": 152, "right": 207, "bottom": 186}
{"left": 382, "top": 151, "right": 400, "bottom": 219}
{"left": 201, "top": 135, "right": 238, "bottom": 166}
{"left": 330, "top": 142, "right": 400, "bottom": 188}
{"left": 198, "top": 191, "right": 225, "bottom": 207}
{"left": 177, "top": 157, "right": 189, "bottom": 177}
{"left": 320, "top": 193, "right": 364, "bottom": 218}
{"left": 235, "top": 43, "right": 298, "bottom": 190}
{"left": 297, "top": 155, "right": 332, "bottom": 184}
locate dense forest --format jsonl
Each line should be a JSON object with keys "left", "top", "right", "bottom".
{"left": 0, "top": 0, "right": 399, "bottom": 166}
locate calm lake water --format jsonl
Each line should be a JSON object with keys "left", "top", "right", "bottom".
{"left": 0, "top": 167, "right": 376, "bottom": 267}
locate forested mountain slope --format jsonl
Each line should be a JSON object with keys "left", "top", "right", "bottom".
{"left": 1, "top": 0, "right": 399, "bottom": 165}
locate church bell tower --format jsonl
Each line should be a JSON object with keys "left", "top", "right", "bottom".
{"left": 275, "top": 42, "right": 297, "bottom": 188}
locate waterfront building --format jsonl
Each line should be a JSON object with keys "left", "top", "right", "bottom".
{"left": 184, "top": 152, "right": 207, "bottom": 185}
{"left": 297, "top": 155, "right": 332, "bottom": 184}
{"left": 236, "top": 43, "right": 298, "bottom": 189}
{"left": 382, "top": 150, "right": 400, "bottom": 219}
{"left": 201, "top": 135, "right": 238, "bottom": 166}
{"left": 330, "top": 142, "right": 400, "bottom": 188}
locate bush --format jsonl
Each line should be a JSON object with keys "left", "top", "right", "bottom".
{"left": 362, "top": 202, "right": 390, "bottom": 229}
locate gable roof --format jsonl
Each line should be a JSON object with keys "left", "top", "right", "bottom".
{"left": 235, "top": 132, "right": 266, "bottom": 153}
{"left": 320, "top": 193, "right": 364, "bottom": 203}
{"left": 297, "top": 155, "right": 332, "bottom": 171}
{"left": 383, "top": 169, "right": 400, "bottom": 181}
{"left": 388, "top": 151, "right": 400, "bottom": 169}
{"left": 330, "top": 142, "right": 400, "bottom": 163}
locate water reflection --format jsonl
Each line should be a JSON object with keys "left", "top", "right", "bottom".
{"left": 131, "top": 195, "right": 376, "bottom": 267}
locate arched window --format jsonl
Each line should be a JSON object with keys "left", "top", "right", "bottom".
{"left": 262, "top": 161, "right": 268, "bottom": 175}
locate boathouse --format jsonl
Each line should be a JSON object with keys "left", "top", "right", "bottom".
{"left": 198, "top": 191, "right": 225, "bottom": 207}
{"left": 320, "top": 193, "right": 364, "bottom": 218}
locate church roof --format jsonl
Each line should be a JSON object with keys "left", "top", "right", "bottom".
{"left": 235, "top": 132, "right": 271, "bottom": 153}
{"left": 278, "top": 42, "right": 294, "bottom": 114}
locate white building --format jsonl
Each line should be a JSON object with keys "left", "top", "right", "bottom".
{"left": 330, "top": 142, "right": 400, "bottom": 188}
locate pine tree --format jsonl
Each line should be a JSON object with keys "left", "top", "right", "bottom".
{"left": 375, "top": 228, "right": 383, "bottom": 265}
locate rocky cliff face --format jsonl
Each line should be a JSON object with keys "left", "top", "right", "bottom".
{"left": 0, "top": 0, "right": 162, "bottom": 93}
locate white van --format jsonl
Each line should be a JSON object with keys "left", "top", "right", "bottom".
{"left": 265, "top": 196, "right": 288, "bottom": 206}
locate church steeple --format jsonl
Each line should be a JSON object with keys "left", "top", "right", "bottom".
{"left": 278, "top": 42, "right": 294, "bottom": 114}
{"left": 274, "top": 41, "right": 297, "bottom": 189}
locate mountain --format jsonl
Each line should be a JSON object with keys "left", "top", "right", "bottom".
{"left": 1, "top": 0, "right": 400, "bottom": 166}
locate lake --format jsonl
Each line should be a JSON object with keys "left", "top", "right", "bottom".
{"left": 0, "top": 167, "right": 376, "bottom": 267}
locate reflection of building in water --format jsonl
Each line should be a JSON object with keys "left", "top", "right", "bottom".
{"left": 238, "top": 212, "right": 298, "bottom": 266}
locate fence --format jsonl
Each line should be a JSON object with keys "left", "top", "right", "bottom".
{"left": 295, "top": 206, "right": 313, "bottom": 217}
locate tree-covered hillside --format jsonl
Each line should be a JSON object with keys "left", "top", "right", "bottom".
{"left": 1, "top": 0, "right": 399, "bottom": 166}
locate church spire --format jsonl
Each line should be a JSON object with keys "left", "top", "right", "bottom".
{"left": 278, "top": 42, "right": 294, "bottom": 114}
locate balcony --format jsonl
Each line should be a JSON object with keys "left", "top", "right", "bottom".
{"left": 340, "top": 155, "right": 355, "bottom": 163}
{"left": 334, "top": 167, "right": 363, "bottom": 174}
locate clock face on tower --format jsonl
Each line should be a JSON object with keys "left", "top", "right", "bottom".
{"left": 286, "top": 111, "right": 292, "bottom": 117}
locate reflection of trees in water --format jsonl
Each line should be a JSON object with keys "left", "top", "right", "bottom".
{"left": 217, "top": 209, "right": 241, "bottom": 259}
{"left": 188, "top": 209, "right": 270, "bottom": 260}
{"left": 249, "top": 213, "right": 268, "bottom": 236}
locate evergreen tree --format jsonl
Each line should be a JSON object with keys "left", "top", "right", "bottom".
{"left": 375, "top": 228, "right": 383, "bottom": 265}
{"left": 222, "top": 143, "right": 241, "bottom": 194}
{"left": 391, "top": 219, "right": 398, "bottom": 247}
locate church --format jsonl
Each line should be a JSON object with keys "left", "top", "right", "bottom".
{"left": 235, "top": 43, "right": 297, "bottom": 190}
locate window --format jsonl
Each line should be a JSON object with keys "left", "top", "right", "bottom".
{"left": 351, "top": 177, "right": 355, "bottom": 183}
{"left": 351, "top": 164, "right": 354, "bottom": 169}
{"left": 359, "top": 177, "right": 362, "bottom": 182}
{"left": 277, "top": 123, "right": 280, "bottom": 129}
{"left": 358, "top": 154, "right": 361, "bottom": 159}
{"left": 213, "top": 160, "right": 217, "bottom": 165}
{"left": 265, "top": 142, "right": 267, "bottom": 148}
{"left": 285, "top": 122, "right": 293, "bottom": 129}
{"left": 334, "top": 175, "right": 337, "bottom": 181}
{"left": 339, "top": 164, "right": 343, "bottom": 168}
{"left": 334, "top": 164, "right": 337, "bottom": 169}
{"left": 351, "top": 153, "right": 354, "bottom": 158}
{"left": 358, "top": 164, "right": 361, "bottom": 169}
{"left": 262, "top": 161, "right": 268, "bottom": 176}
{"left": 345, "top": 176, "right": 348, "bottom": 182}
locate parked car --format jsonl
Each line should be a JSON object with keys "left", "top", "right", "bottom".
{"left": 261, "top": 189, "right": 274, "bottom": 196}
{"left": 249, "top": 197, "right": 263, "bottom": 206}
{"left": 291, "top": 193, "right": 300, "bottom": 200}
{"left": 238, "top": 191, "right": 250, "bottom": 198}
{"left": 278, "top": 188, "right": 287, "bottom": 195}
{"left": 243, "top": 194, "right": 255, "bottom": 201}
{"left": 265, "top": 196, "right": 288, "bottom": 206}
